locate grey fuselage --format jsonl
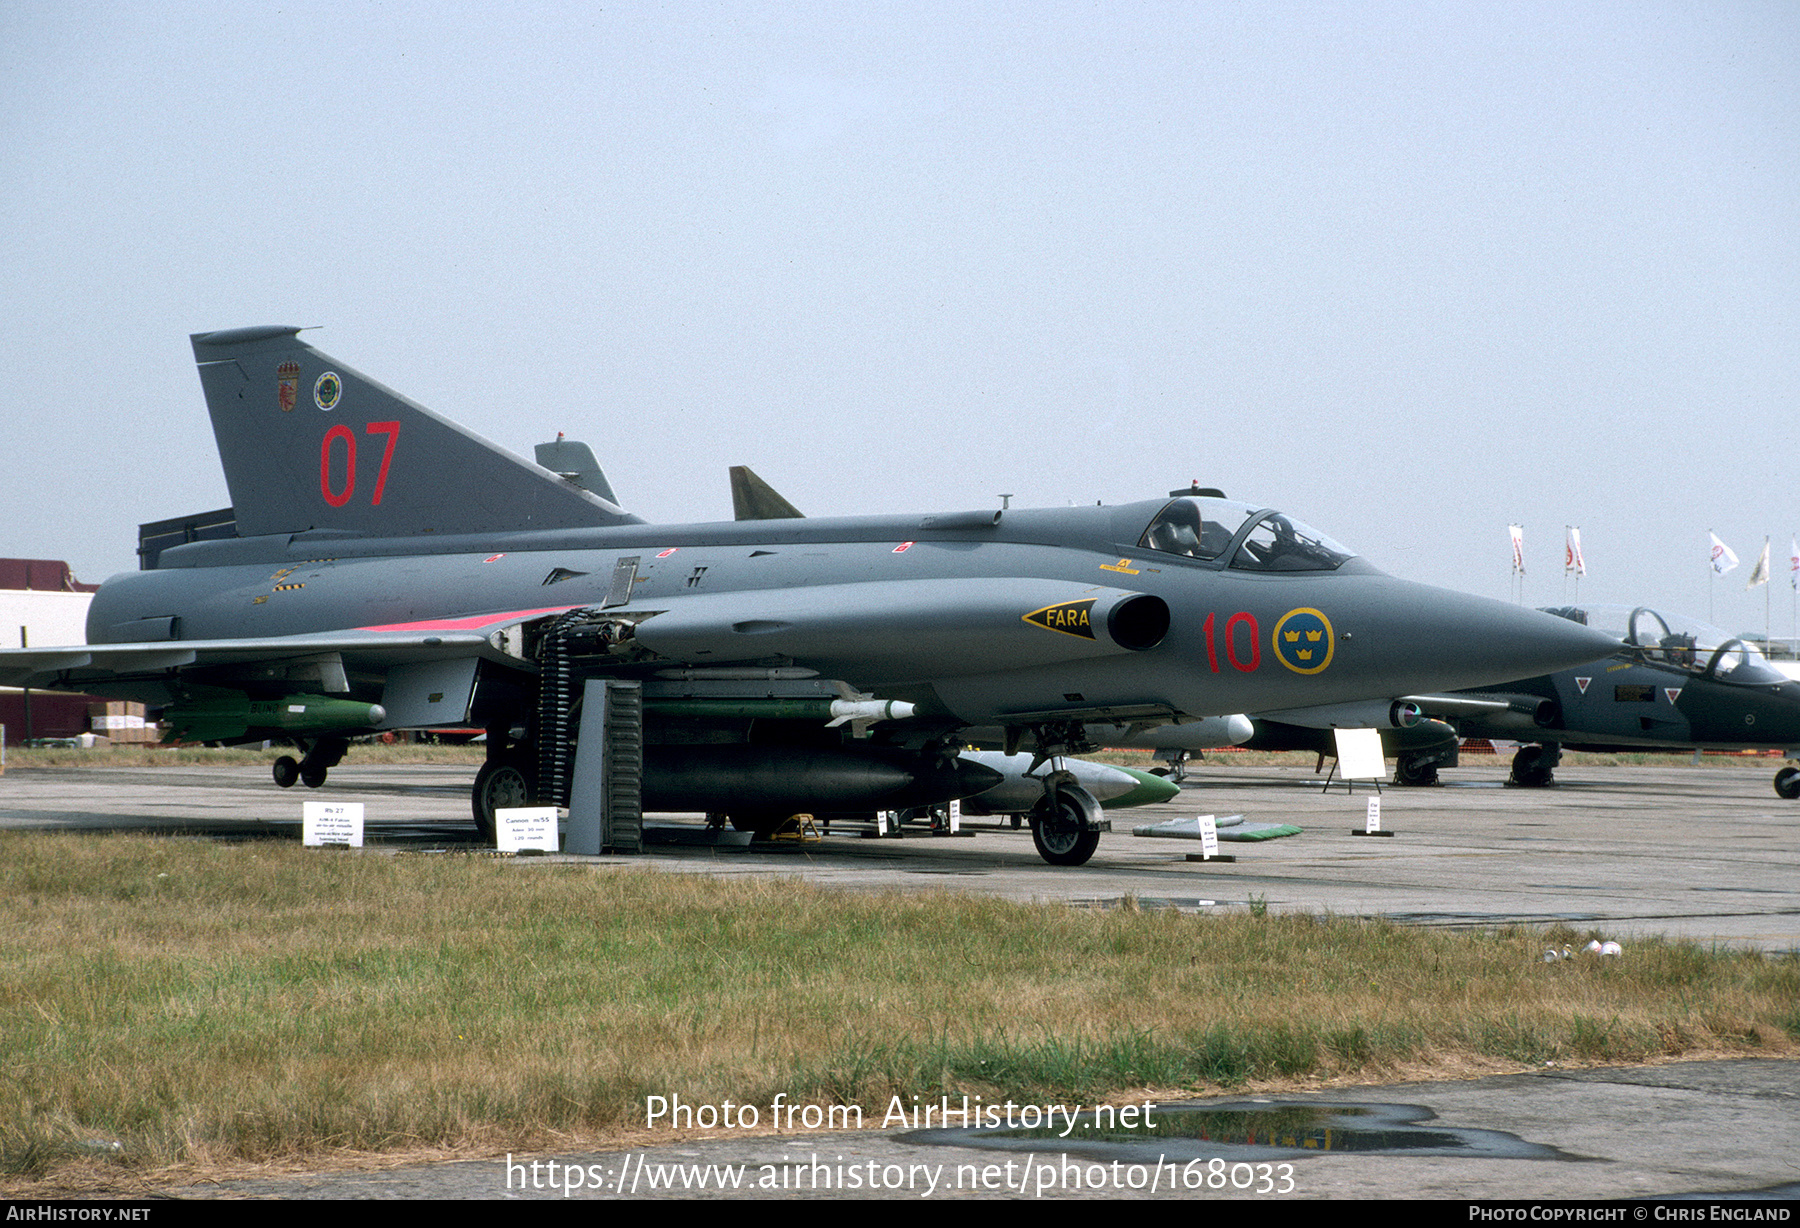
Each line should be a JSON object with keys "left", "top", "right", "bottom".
{"left": 89, "top": 501, "right": 1616, "bottom": 728}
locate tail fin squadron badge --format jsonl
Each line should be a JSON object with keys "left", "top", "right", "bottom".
{"left": 1024, "top": 599, "right": 1097, "bottom": 639}
{"left": 1273, "top": 607, "right": 1334, "bottom": 674}
{"left": 314, "top": 371, "right": 342, "bottom": 411}
{"left": 277, "top": 361, "right": 300, "bottom": 412}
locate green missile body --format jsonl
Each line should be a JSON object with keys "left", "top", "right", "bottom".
{"left": 162, "top": 693, "right": 387, "bottom": 744}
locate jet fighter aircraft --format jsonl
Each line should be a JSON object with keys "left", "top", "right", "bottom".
{"left": 1411, "top": 605, "right": 1800, "bottom": 793}
{"left": 0, "top": 328, "right": 1618, "bottom": 864}
{"left": 1221, "top": 605, "right": 1800, "bottom": 796}
{"left": 726, "top": 470, "right": 1257, "bottom": 783}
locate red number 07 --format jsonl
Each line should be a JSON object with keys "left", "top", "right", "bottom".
{"left": 320, "top": 421, "right": 401, "bottom": 508}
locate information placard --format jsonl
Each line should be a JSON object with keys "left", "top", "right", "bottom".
{"left": 303, "top": 801, "right": 364, "bottom": 848}
{"left": 497, "top": 806, "right": 560, "bottom": 853}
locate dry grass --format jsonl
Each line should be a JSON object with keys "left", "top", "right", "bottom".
{"left": 1, "top": 832, "right": 1794, "bottom": 1183}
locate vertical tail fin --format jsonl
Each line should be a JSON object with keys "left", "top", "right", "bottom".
{"left": 190, "top": 326, "right": 642, "bottom": 539}
{"left": 728, "top": 465, "right": 805, "bottom": 521}
{"left": 535, "top": 435, "right": 621, "bottom": 505}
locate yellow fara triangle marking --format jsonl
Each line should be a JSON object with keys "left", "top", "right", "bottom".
{"left": 1023, "top": 599, "right": 1097, "bottom": 639}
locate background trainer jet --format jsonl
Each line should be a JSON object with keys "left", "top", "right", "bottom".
{"left": 1226, "top": 604, "right": 1800, "bottom": 796}
{"left": 0, "top": 328, "right": 1618, "bottom": 865}
{"left": 1423, "top": 604, "right": 1800, "bottom": 794}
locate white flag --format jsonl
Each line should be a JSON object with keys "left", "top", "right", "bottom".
{"left": 1748, "top": 538, "right": 1770, "bottom": 589}
{"left": 1509, "top": 524, "right": 1525, "bottom": 575}
{"left": 1564, "top": 527, "right": 1585, "bottom": 576}
{"left": 1710, "top": 532, "right": 1739, "bottom": 576}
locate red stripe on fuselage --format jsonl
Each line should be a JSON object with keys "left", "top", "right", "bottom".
{"left": 357, "top": 605, "right": 582, "bottom": 633}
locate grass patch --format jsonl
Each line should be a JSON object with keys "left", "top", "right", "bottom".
{"left": 1, "top": 833, "right": 1794, "bottom": 1181}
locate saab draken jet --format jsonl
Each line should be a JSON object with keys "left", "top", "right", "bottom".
{"left": 0, "top": 328, "right": 1617, "bottom": 864}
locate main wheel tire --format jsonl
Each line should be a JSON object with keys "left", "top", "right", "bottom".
{"left": 272, "top": 755, "right": 300, "bottom": 788}
{"left": 472, "top": 759, "right": 533, "bottom": 839}
{"left": 1775, "top": 766, "right": 1800, "bottom": 800}
{"left": 1030, "top": 786, "right": 1102, "bottom": 866}
{"left": 300, "top": 765, "right": 328, "bottom": 788}
{"left": 1394, "top": 754, "right": 1439, "bottom": 787}
{"left": 1509, "top": 745, "right": 1555, "bottom": 788}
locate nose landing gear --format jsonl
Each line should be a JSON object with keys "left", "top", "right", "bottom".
{"left": 270, "top": 737, "right": 350, "bottom": 789}
{"left": 1027, "top": 773, "right": 1106, "bottom": 866}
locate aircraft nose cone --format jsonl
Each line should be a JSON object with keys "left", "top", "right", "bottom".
{"left": 1221, "top": 713, "right": 1254, "bottom": 745}
{"left": 1370, "top": 583, "right": 1618, "bottom": 692}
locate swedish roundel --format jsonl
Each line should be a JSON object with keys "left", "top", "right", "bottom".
{"left": 1272, "top": 607, "right": 1333, "bottom": 675}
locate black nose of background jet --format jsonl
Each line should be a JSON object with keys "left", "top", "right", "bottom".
{"left": 1361, "top": 580, "right": 1621, "bottom": 695}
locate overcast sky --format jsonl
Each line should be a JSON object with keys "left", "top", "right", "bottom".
{"left": 3, "top": 2, "right": 1795, "bottom": 636}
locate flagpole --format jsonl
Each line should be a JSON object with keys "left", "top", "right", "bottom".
{"left": 1790, "top": 535, "right": 1799, "bottom": 658}
{"left": 1564, "top": 525, "right": 1583, "bottom": 604}
{"left": 1708, "top": 530, "right": 1739, "bottom": 624}
{"left": 1742, "top": 536, "right": 1771, "bottom": 645}
{"left": 1509, "top": 524, "right": 1525, "bottom": 605}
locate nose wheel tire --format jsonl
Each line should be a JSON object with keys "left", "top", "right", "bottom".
{"left": 1029, "top": 785, "right": 1104, "bottom": 866}
{"left": 1774, "top": 767, "right": 1800, "bottom": 800}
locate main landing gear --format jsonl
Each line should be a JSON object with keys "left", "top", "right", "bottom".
{"left": 1508, "top": 743, "right": 1561, "bottom": 788}
{"left": 471, "top": 746, "right": 535, "bottom": 840}
{"left": 1774, "top": 766, "right": 1800, "bottom": 800}
{"left": 1148, "top": 748, "right": 1191, "bottom": 784}
{"left": 472, "top": 758, "right": 534, "bottom": 839}
{"left": 1393, "top": 752, "right": 1440, "bottom": 787}
{"left": 271, "top": 736, "right": 350, "bottom": 790}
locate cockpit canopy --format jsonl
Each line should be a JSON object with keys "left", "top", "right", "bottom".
{"left": 1543, "top": 604, "right": 1788, "bottom": 687}
{"left": 1137, "top": 498, "right": 1357, "bottom": 572}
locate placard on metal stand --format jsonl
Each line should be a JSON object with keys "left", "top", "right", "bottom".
{"left": 1321, "top": 727, "right": 1386, "bottom": 794}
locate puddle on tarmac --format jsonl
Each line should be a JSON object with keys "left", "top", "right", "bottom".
{"left": 901, "top": 1101, "right": 1568, "bottom": 1162}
